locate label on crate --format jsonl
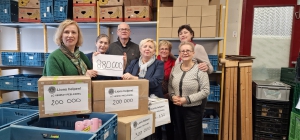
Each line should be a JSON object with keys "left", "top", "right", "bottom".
{"left": 202, "top": 123, "right": 208, "bottom": 128}
{"left": 8, "top": 56, "right": 12, "bottom": 59}
{"left": 47, "top": 7, "right": 50, "bottom": 12}
{"left": 43, "top": 83, "right": 89, "bottom": 114}
{"left": 44, "top": 13, "right": 46, "bottom": 17}
{"left": 27, "top": 83, "right": 31, "bottom": 85}
{"left": 104, "top": 86, "right": 138, "bottom": 112}
{"left": 5, "top": 82, "right": 9, "bottom": 85}
{"left": 104, "top": 131, "right": 109, "bottom": 139}
{"left": 29, "top": 56, "right": 33, "bottom": 59}
{"left": 4, "top": 9, "right": 7, "bottom": 13}
{"left": 60, "top": 7, "right": 63, "bottom": 12}
{"left": 93, "top": 54, "right": 124, "bottom": 77}
{"left": 296, "top": 98, "right": 300, "bottom": 109}
{"left": 131, "top": 114, "right": 153, "bottom": 140}
{"left": 148, "top": 99, "right": 170, "bottom": 127}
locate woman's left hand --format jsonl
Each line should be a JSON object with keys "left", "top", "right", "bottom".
{"left": 173, "top": 97, "right": 187, "bottom": 106}
{"left": 122, "top": 72, "right": 136, "bottom": 80}
{"left": 198, "top": 62, "right": 208, "bottom": 72}
{"left": 85, "top": 70, "right": 98, "bottom": 78}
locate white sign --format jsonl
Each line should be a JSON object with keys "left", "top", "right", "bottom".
{"left": 105, "top": 86, "right": 139, "bottom": 112}
{"left": 131, "top": 114, "right": 153, "bottom": 140}
{"left": 44, "top": 83, "right": 89, "bottom": 114}
{"left": 93, "top": 54, "right": 124, "bottom": 77}
{"left": 148, "top": 99, "right": 170, "bottom": 127}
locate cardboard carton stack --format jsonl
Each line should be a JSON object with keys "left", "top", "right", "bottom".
{"left": 73, "top": 0, "right": 97, "bottom": 22}
{"left": 99, "top": 0, "right": 124, "bottom": 22}
{"left": 124, "top": 0, "right": 153, "bottom": 22}
{"left": 18, "top": 0, "right": 40, "bottom": 22}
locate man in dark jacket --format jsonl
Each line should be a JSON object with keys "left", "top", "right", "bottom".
{"left": 107, "top": 22, "right": 140, "bottom": 69}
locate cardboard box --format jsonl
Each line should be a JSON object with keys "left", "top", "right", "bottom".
{"left": 194, "top": 27, "right": 201, "bottom": 37}
{"left": 159, "top": 17, "right": 172, "bottom": 27}
{"left": 173, "top": 17, "right": 186, "bottom": 28}
{"left": 73, "top": 0, "right": 96, "bottom": 6}
{"left": 188, "top": 0, "right": 209, "bottom": 5}
{"left": 173, "top": 7, "right": 186, "bottom": 17}
{"left": 118, "top": 111, "right": 156, "bottom": 140}
{"left": 159, "top": 28, "right": 172, "bottom": 38}
{"left": 172, "top": 27, "right": 178, "bottom": 38}
{"left": 99, "top": 0, "right": 123, "bottom": 6}
{"left": 209, "top": 0, "right": 220, "bottom": 5}
{"left": 73, "top": 6, "right": 96, "bottom": 22}
{"left": 124, "top": 6, "right": 152, "bottom": 22}
{"left": 124, "top": 0, "right": 152, "bottom": 6}
{"left": 38, "top": 76, "right": 92, "bottom": 118}
{"left": 100, "top": 6, "right": 123, "bottom": 22}
{"left": 161, "top": 2, "right": 173, "bottom": 7}
{"left": 93, "top": 98, "right": 148, "bottom": 117}
{"left": 19, "top": 8, "right": 41, "bottom": 23}
{"left": 159, "top": 7, "right": 172, "bottom": 17}
{"left": 187, "top": 6, "right": 202, "bottom": 16}
{"left": 187, "top": 17, "right": 201, "bottom": 27}
{"left": 148, "top": 98, "right": 171, "bottom": 127}
{"left": 173, "top": 0, "right": 187, "bottom": 7}
{"left": 201, "top": 27, "right": 216, "bottom": 37}
{"left": 201, "top": 16, "right": 217, "bottom": 27}
{"left": 19, "top": 0, "right": 40, "bottom": 8}
{"left": 202, "top": 5, "right": 217, "bottom": 16}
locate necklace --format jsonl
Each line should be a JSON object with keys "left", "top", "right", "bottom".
{"left": 181, "top": 62, "right": 194, "bottom": 71}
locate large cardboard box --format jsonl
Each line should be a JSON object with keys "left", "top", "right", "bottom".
{"left": 19, "top": 0, "right": 40, "bottom": 8}
{"left": 187, "top": 17, "right": 201, "bottom": 27}
{"left": 38, "top": 76, "right": 92, "bottom": 118}
{"left": 73, "top": 0, "right": 96, "bottom": 6}
{"left": 202, "top": 5, "right": 217, "bottom": 16}
{"left": 161, "top": 2, "right": 173, "bottom": 7}
{"left": 201, "top": 27, "right": 216, "bottom": 37}
{"left": 99, "top": 0, "right": 123, "bottom": 6}
{"left": 172, "top": 27, "right": 178, "bottom": 38}
{"left": 159, "top": 17, "right": 172, "bottom": 27}
{"left": 173, "top": 0, "right": 187, "bottom": 7}
{"left": 124, "top": 0, "right": 152, "bottom": 6}
{"left": 73, "top": 6, "right": 96, "bottom": 22}
{"left": 118, "top": 111, "right": 156, "bottom": 140}
{"left": 19, "top": 8, "right": 41, "bottom": 23}
{"left": 100, "top": 6, "right": 123, "bottom": 22}
{"left": 187, "top": 6, "right": 202, "bottom": 17}
{"left": 209, "top": 0, "right": 220, "bottom": 5}
{"left": 201, "top": 16, "right": 217, "bottom": 27}
{"left": 188, "top": 0, "right": 209, "bottom": 5}
{"left": 193, "top": 27, "right": 201, "bottom": 37}
{"left": 148, "top": 98, "right": 171, "bottom": 127}
{"left": 173, "top": 7, "right": 186, "bottom": 17}
{"left": 159, "top": 28, "right": 172, "bottom": 38}
{"left": 159, "top": 7, "right": 172, "bottom": 17}
{"left": 124, "top": 6, "right": 152, "bottom": 22}
{"left": 173, "top": 17, "right": 186, "bottom": 28}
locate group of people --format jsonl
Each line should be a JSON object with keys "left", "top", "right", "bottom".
{"left": 43, "top": 19, "right": 212, "bottom": 140}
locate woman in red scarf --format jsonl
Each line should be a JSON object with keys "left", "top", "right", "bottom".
{"left": 157, "top": 40, "right": 176, "bottom": 140}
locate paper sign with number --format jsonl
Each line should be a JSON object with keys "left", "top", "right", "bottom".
{"left": 149, "top": 99, "right": 170, "bottom": 127}
{"left": 131, "top": 114, "right": 153, "bottom": 140}
{"left": 105, "top": 86, "right": 139, "bottom": 112}
{"left": 93, "top": 54, "right": 124, "bottom": 77}
{"left": 44, "top": 83, "right": 89, "bottom": 114}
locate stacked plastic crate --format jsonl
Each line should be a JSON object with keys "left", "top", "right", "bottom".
{"left": 252, "top": 80, "right": 291, "bottom": 140}
{"left": 0, "top": 0, "right": 18, "bottom": 23}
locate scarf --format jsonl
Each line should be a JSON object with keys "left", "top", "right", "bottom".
{"left": 138, "top": 55, "right": 156, "bottom": 78}
{"left": 60, "top": 45, "right": 87, "bottom": 75}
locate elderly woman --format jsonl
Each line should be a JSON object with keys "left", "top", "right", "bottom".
{"left": 168, "top": 42, "right": 210, "bottom": 140}
{"left": 43, "top": 19, "right": 97, "bottom": 78}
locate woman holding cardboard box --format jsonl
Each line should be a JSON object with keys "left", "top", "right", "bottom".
{"left": 168, "top": 41, "right": 210, "bottom": 140}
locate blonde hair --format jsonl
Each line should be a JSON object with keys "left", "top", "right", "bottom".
{"left": 54, "top": 19, "right": 83, "bottom": 47}
{"left": 178, "top": 41, "right": 195, "bottom": 51}
{"left": 139, "top": 38, "right": 157, "bottom": 51}
{"left": 158, "top": 40, "right": 172, "bottom": 51}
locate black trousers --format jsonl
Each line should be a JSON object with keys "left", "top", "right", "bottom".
{"left": 173, "top": 104, "right": 203, "bottom": 140}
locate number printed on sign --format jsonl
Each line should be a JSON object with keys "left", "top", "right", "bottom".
{"left": 96, "top": 60, "right": 123, "bottom": 69}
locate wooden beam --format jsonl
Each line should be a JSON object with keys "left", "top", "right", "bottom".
{"left": 233, "top": 67, "right": 237, "bottom": 140}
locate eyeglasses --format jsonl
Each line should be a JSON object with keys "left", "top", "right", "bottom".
{"left": 159, "top": 48, "right": 169, "bottom": 51}
{"left": 179, "top": 50, "right": 193, "bottom": 54}
{"left": 118, "top": 28, "right": 130, "bottom": 32}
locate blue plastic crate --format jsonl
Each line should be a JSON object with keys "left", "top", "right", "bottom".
{"left": 0, "top": 98, "right": 38, "bottom": 110}
{"left": 20, "top": 52, "right": 45, "bottom": 66}
{"left": 0, "top": 125, "right": 96, "bottom": 140}
{"left": 19, "top": 75, "right": 42, "bottom": 92}
{"left": 40, "top": 0, "right": 54, "bottom": 23}
{"left": 0, "top": 1, "right": 18, "bottom": 23}
{"left": 1, "top": 52, "right": 21, "bottom": 66}
{"left": 208, "top": 82, "right": 220, "bottom": 102}
{"left": 208, "top": 55, "right": 218, "bottom": 71}
{"left": 0, "top": 108, "right": 38, "bottom": 130}
{"left": 203, "top": 109, "right": 219, "bottom": 135}
{"left": 54, "top": 0, "right": 69, "bottom": 22}
{"left": 15, "top": 112, "right": 118, "bottom": 140}
{"left": 0, "top": 74, "right": 25, "bottom": 91}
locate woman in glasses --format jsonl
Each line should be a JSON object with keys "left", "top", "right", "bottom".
{"left": 168, "top": 41, "right": 210, "bottom": 140}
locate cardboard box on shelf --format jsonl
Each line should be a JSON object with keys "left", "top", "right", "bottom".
{"left": 209, "top": 0, "right": 220, "bottom": 5}
{"left": 201, "top": 16, "right": 217, "bottom": 27}
{"left": 193, "top": 27, "right": 201, "bottom": 37}
{"left": 73, "top": 0, "right": 96, "bottom": 6}
{"left": 19, "top": 8, "right": 41, "bottom": 23}
{"left": 99, "top": 0, "right": 123, "bottom": 6}
{"left": 173, "top": 7, "right": 187, "bottom": 17}
{"left": 118, "top": 111, "right": 156, "bottom": 140}
{"left": 38, "top": 76, "right": 92, "bottom": 118}
{"left": 173, "top": 0, "right": 187, "bottom": 7}
{"left": 73, "top": 6, "right": 96, "bottom": 22}
{"left": 19, "top": 0, "right": 40, "bottom": 8}
{"left": 124, "top": 0, "right": 152, "bottom": 6}
{"left": 172, "top": 27, "right": 178, "bottom": 38}
{"left": 202, "top": 5, "right": 217, "bottom": 16}
{"left": 161, "top": 2, "right": 173, "bottom": 7}
{"left": 124, "top": 6, "right": 152, "bottom": 22}
{"left": 187, "top": 6, "right": 202, "bottom": 17}
{"left": 99, "top": 6, "right": 123, "bottom": 22}
{"left": 187, "top": 17, "right": 201, "bottom": 27}
{"left": 148, "top": 98, "right": 171, "bottom": 127}
{"left": 201, "top": 27, "right": 216, "bottom": 37}
{"left": 173, "top": 17, "right": 186, "bottom": 28}
{"left": 188, "top": 0, "right": 209, "bottom": 5}
{"left": 159, "top": 28, "right": 172, "bottom": 38}
{"left": 159, "top": 7, "right": 172, "bottom": 17}
{"left": 159, "top": 17, "right": 172, "bottom": 27}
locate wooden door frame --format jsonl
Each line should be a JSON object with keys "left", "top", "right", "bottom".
{"left": 239, "top": 0, "right": 300, "bottom": 67}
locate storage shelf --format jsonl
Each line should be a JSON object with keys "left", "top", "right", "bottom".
{"left": 0, "top": 65, "right": 44, "bottom": 69}
{"left": 100, "top": 21, "right": 157, "bottom": 27}
{"left": 159, "top": 37, "right": 224, "bottom": 41}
